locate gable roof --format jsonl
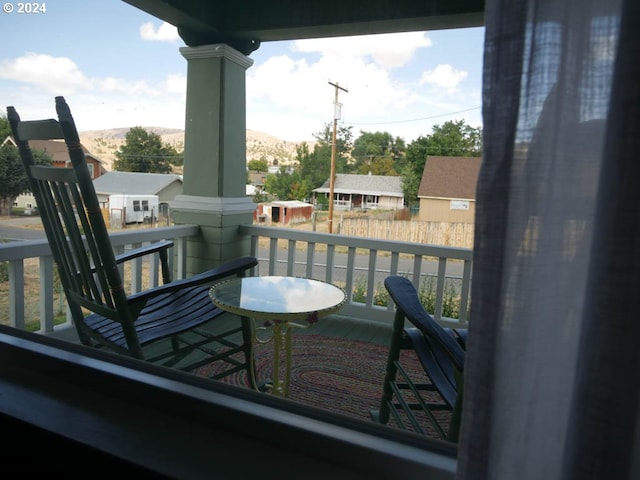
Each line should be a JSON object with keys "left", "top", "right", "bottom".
{"left": 92, "top": 171, "right": 183, "bottom": 196}
{"left": 418, "top": 156, "right": 482, "bottom": 200}
{"left": 313, "top": 173, "right": 403, "bottom": 197}
{"left": 2, "top": 137, "right": 103, "bottom": 164}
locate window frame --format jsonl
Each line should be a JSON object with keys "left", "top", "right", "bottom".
{"left": 0, "top": 326, "right": 457, "bottom": 477}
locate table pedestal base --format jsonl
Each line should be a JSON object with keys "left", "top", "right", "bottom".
{"left": 253, "top": 319, "right": 311, "bottom": 397}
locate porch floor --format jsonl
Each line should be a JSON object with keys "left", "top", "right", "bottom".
{"left": 47, "top": 314, "right": 456, "bottom": 440}
{"left": 293, "top": 313, "right": 392, "bottom": 345}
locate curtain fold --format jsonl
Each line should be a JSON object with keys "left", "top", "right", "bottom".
{"left": 458, "top": 0, "right": 639, "bottom": 478}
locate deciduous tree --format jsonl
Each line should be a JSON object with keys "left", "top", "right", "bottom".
{"left": 263, "top": 167, "right": 313, "bottom": 202}
{"left": 247, "top": 159, "right": 268, "bottom": 172}
{"left": 427, "top": 120, "right": 482, "bottom": 158}
{"left": 0, "top": 143, "right": 52, "bottom": 216}
{"left": 351, "top": 131, "right": 405, "bottom": 175}
{"left": 0, "top": 114, "right": 11, "bottom": 140}
{"left": 299, "top": 124, "right": 353, "bottom": 189}
{"left": 113, "top": 127, "right": 181, "bottom": 173}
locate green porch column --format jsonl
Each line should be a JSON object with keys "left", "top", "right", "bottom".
{"left": 171, "top": 44, "right": 255, "bottom": 273}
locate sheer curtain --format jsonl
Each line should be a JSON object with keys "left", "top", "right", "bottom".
{"left": 458, "top": 0, "right": 640, "bottom": 478}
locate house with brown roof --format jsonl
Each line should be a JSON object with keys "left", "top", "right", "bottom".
{"left": 31, "top": 139, "right": 106, "bottom": 179}
{"left": 417, "top": 156, "right": 482, "bottom": 223}
{"left": 2, "top": 137, "right": 107, "bottom": 179}
{"left": 3, "top": 136, "right": 107, "bottom": 213}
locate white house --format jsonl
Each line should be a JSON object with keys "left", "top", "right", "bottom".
{"left": 313, "top": 173, "right": 404, "bottom": 210}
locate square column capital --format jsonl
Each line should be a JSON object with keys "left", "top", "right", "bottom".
{"left": 180, "top": 44, "right": 254, "bottom": 70}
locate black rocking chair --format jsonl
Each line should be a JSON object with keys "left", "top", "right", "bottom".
{"left": 371, "top": 275, "right": 466, "bottom": 441}
{"left": 7, "top": 96, "right": 258, "bottom": 387}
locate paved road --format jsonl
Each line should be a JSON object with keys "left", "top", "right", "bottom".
{"left": 256, "top": 246, "right": 467, "bottom": 291}
{"left": 0, "top": 217, "right": 47, "bottom": 241}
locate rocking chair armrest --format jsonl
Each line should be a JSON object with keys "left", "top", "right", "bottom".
{"left": 126, "top": 255, "right": 258, "bottom": 304}
{"left": 114, "top": 240, "right": 174, "bottom": 265}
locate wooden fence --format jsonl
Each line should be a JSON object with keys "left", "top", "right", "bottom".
{"left": 338, "top": 217, "right": 475, "bottom": 248}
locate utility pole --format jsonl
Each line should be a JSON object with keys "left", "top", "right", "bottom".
{"left": 328, "top": 80, "right": 348, "bottom": 234}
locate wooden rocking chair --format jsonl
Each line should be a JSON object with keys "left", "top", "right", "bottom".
{"left": 7, "top": 96, "right": 258, "bottom": 387}
{"left": 371, "top": 275, "right": 467, "bottom": 441}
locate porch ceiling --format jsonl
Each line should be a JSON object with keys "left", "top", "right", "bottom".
{"left": 123, "top": 0, "right": 485, "bottom": 54}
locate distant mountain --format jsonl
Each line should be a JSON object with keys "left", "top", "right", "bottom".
{"left": 78, "top": 127, "right": 314, "bottom": 172}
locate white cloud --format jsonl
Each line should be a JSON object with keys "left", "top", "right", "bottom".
{"left": 97, "top": 77, "right": 155, "bottom": 95}
{"left": 0, "top": 52, "right": 187, "bottom": 133}
{"left": 420, "top": 64, "right": 468, "bottom": 92}
{"left": 0, "top": 53, "right": 92, "bottom": 94}
{"left": 1, "top": 53, "right": 184, "bottom": 101}
{"left": 165, "top": 73, "right": 186, "bottom": 94}
{"left": 139, "top": 21, "right": 180, "bottom": 42}
{"left": 292, "top": 32, "right": 432, "bottom": 69}
{"left": 246, "top": 33, "right": 433, "bottom": 140}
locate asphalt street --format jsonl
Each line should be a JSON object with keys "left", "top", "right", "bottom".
{"left": 0, "top": 217, "right": 47, "bottom": 241}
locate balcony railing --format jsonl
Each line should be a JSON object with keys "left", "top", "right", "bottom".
{"left": 241, "top": 224, "right": 472, "bottom": 326}
{"left": 0, "top": 223, "right": 472, "bottom": 338}
{"left": 0, "top": 224, "right": 199, "bottom": 335}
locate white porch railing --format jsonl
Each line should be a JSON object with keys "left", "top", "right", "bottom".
{"left": 0, "top": 223, "right": 472, "bottom": 338}
{"left": 0, "top": 224, "right": 199, "bottom": 334}
{"left": 241, "top": 224, "right": 472, "bottom": 326}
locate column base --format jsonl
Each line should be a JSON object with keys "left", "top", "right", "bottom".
{"left": 170, "top": 195, "right": 256, "bottom": 273}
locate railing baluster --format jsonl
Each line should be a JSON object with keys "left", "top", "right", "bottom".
{"left": 131, "top": 242, "right": 143, "bottom": 293}
{"left": 306, "top": 242, "right": 315, "bottom": 278}
{"left": 366, "top": 250, "right": 377, "bottom": 308}
{"left": 39, "top": 256, "right": 55, "bottom": 333}
{"left": 268, "top": 238, "right": 278, "bottom": 275}
{"left": 412, "top": 255, "right": 422, "bottom": 287}
{"left": 434, "top": 258, "right": 448, "bottom": 321}
{"left": 150, "top": 247, "right": 160, "bottom": 288}
{"left": 9, "top": 260, "right": 25, "bottom": 330}
{"left": 287, "top": 240, "right": 296, "bottom": 276}
{"left": 346, "top": 246, "right": 356, "bottom": 303}
{"left": 459, "top": 259, "right": 473, "bottom": 323}
{"left": 388, "top": 252, "right": 400, "bottom": 312}
{"left": 176, "top": 237, "right": 187, "bottom": 280}
{"left": 326, "top": 244, "right": 335, "bottom": 284}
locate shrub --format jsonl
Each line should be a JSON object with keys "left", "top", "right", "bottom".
{"left": 351, "top": 275, "right": 462, "bottom": 320}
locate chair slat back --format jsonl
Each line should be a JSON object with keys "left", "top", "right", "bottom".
{"left": 7, "top": 97, "right": 140, "bottom": 350}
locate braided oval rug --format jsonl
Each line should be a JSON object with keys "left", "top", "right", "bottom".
{"left": 194, "top": 333, "right": 449, "bottom": 437}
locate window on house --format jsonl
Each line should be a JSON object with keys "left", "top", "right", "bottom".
{"left": 133, "top": 200, "right": 141, "bottom": 212}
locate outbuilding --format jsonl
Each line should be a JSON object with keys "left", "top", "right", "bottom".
{"left": 254, "top": 200, "right": 313, "bottom": 225}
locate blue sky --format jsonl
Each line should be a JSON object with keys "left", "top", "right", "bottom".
{"left": 1, "top": 1, "right": 484, "bottom": 143}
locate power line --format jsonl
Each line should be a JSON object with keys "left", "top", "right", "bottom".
{"left": 345, "top": 106, "right": 481, "bottom": 126}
